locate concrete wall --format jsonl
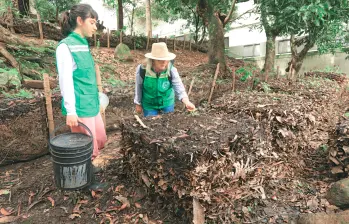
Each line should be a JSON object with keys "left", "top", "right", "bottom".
{"left": 236, "top": 52, "right": 349, "bottom": 75}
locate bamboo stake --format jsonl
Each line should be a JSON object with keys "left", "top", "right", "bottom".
{"left": 208, "top": 63, "right": 220, "bottom": 105}
{"left": 107, "top": 28, "right": 110, "bottom": 48}
{"left": 189, "top": 39, "right": 192, "bottom": 51}
{"left": 183, "top": 77, "right": 195, "bottom": 110}
{"left": 43, "top": 73, "right": 54, "bottom": 138}
{"left": 232, "top": 68, "right": 236, "bottom": 92}
{"left": 146, "top": 31, "right": 151, "bottom": 50}
{"left": 95, "top": 64, "right": 106, "bottom": 130}
{"left": 276, "top": 66, "right": 279, "bottom": 79}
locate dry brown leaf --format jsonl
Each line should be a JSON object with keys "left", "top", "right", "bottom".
{"left": 0, "top": 216, "right": 18, "bottom": 223}
{"left": 115, "top": 185, "right": 125, "bottom": 192}
{"left": 78, "top": 200, "right": 88, "bottom": 204}
{"left": 0, "top": 208, "right": 12, "bottom": 216}
{"left": 73, "top": 204, "right": 81, "bottom": 214}
{"left": 0, "top": 190, "right": 10, "bottom": 196}
{"left": 69, "top": 214, "right": 81, "bottom": 220}
{"left": 91, "top": 190, "right": 96, "bottom": 198}
{"left": 135, "top": 203, "right": 142, "bottom": 208}
{"left": 47, "top": 197, "right": 55, "bottom": 207}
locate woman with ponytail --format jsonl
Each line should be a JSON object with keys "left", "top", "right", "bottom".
{"left": 56, "top": 4, "right": 107, "bottom": 164}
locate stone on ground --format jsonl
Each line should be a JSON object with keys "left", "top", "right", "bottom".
{"left": 326, "top": 178, "right": 349, "bottom": 208}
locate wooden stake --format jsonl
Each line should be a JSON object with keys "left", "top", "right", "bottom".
{"left": 107, "top": 28, "right": 110, "bottom": 48}
{"left": 134, "top": 38, "right": 136, "bottom": 50}
{"left": 183, "top": 77, "right": 195, "bottom": 110}
{"left": 134, "top": 115, "right": 148, "bottom": 129}
{"left": 193, "top": 198, "right": 205, "bottom": 224}
{"left": 94, "top": 34, "right": 97, "bottom": 47}
{"left": 120, "top": 31, "right": 123, "bottom": 44}
{"left": 288, "top": 63, "right": 293, "bottom": 80}
{"left": 37, "top": 13, "right": 43, "bottom": 42}
{"left": 43, "top": 73, "right": 54, "bottom": 138}
{"left": 232, "top": 68, "right": 236, "bottom": 92}
{"left": 189, "top": 39, "right": 192, "bottom": 51}
{"left": 95, "top": 64, "right": 106, "bottom": 130}
{"left": 146, "top": 31, "right": 151, "bottom": 50}
{"left": 208, "top": 63, "right": 220, "bottom": 105}
{"left": 183, "top": 36, "right": 186, "bottom": 50}
{"left": 174, "top": 37, "right": 176, "bottom": 50}
{"left": 276, "top": 66, "right": 279, "bottom": 79}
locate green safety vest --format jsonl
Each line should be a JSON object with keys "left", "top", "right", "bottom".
{"left": 57, "top": 32, "right": 99, "bottom": 118}
{"left": 141, "top": 67, "right": 175, "bottom": 110}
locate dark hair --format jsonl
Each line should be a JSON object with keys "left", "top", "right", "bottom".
{"left": 60, "top": 4, "right": 98, "bottom": 37}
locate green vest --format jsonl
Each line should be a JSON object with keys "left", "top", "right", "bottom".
{"left": 141, "top": 66, "right": 175, "bottom": 110}
{"left": 57, "top": 32, "right": 99, "bottom": 118}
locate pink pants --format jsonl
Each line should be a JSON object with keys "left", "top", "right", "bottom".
{"left": 71, "top": 113, "right": 107, "bottom": 160}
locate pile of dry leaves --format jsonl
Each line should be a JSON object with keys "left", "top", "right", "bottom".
{"left": 119, "top": 75, "right": 347, "bottom": 222}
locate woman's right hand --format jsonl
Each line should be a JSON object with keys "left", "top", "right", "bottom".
{"left": 135, "top": 105, "right": 143, "bottom": 114}
{"left": 66, "top": 114, "right": 79, "bottom": 127}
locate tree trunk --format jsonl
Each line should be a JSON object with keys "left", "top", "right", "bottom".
{"left": 197, "top": 0, "right": 229, "bottom": 75}
{"left": 145, "top": 0, "right": 152, "bottom": 37}
{"left": 117, "top": 0, "right": 123, "bottom": 30}
{"left": 130, "top": 5, "right": 135, "bottom": 36}
{"left": 55, "top": 6, "right": 59, "bottom": 23}
{"left": 263, "top": 32, "right": 276, "bottom": 73}
{"left": 287, "top": 35, "right": 315, "bottom": 77}
{"left": 207, "top": 12, "right": 227, "bottom": 74}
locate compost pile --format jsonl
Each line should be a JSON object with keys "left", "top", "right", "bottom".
{"left": 121, "top": 78, "right": 344, "bottom": 222}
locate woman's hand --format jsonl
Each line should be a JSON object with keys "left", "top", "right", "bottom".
{"left": 135, "top": 104, "right": 143, "bottom": 114}
{"left": 182, "top": 98, "right": 196, "bottom": 111}
{"left": 66, "top": 114, "right": 79, "bottom": 127}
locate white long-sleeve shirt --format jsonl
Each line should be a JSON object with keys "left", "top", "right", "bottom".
{"left": 56, "top": 43, "right": 77, "bottom": 115}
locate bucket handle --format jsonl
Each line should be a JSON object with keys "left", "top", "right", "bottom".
{"left": 50, "top": 122, "right": 93, "bottom": 140}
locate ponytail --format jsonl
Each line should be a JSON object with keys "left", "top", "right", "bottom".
{"left": 60, "top": 11, "right": 72, "bottom": 37}
{"left": 59, "top": 4, "right": 98, "bottom": 37}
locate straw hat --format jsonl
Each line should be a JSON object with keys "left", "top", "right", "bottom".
{"left": 145, "top": 42, "right": 176, "bottom": 60}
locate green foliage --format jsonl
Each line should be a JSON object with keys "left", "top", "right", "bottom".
{"left": 34, "top": 0, "right": 80, "bottom": 21}
{"left": 312, "top": 66, "right": 343, "bottom": 74}
{"left": 2, "top": 89, "right": 33, "bottom": 99}
{"left": 0, "top": 68, "right": 21, "bottom": 89}
{"left": 106, "top": 78, "right": 126, "bottom": 88}
{"left": 236, "top": 66, "right": 258, "bottom": 82}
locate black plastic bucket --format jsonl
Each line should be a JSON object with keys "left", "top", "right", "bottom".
{"left": 49, "top": 122, "right": 93, "bottom": 190}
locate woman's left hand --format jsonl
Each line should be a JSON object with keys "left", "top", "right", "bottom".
{"left": 182, "top": 98, "right": 196, "bottom": 111}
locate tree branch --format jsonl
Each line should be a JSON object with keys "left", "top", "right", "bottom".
{"left": 230, "top": 7, "right": 257, "bottom": 23}
{"left": 224, "top": 0, "right": 237, "bottom": 24}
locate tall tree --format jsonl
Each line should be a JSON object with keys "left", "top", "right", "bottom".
{"left": 197, "top": 0, "right": 237, "bottom": 75}
{"left": 145, "top": 0, "right": 152, "bottom": 36}
{"left": 117, "top": 0, "right": 124, "bottom": 30}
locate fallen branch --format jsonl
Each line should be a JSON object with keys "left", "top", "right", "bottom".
{"left": 183, "top": 77, "right": 196, "bottom": 110}
{"left": 134, "top": 115, "right": 148, "bottom": 129}
{"left": 208, "top": 63, "right": 220, "bottom": 104}
{"left": 0, "top": 43, "right": 19, "bottom": 68}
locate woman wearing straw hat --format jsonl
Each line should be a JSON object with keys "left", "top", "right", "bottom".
{"left": 134, "top": 42, "right": 195, "bottom": 117}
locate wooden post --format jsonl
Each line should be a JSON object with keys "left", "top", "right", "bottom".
{"left": 276, "top": 66, "right": 279, "bottom": 79}
{"left": 95, "top": 64, "right": 106, "bottom": 130}
{"left": 43, "top": 74, "right": 54, "bottom": 138}
{"left": 94, "top": 34, "right": 97, "bottom": 47}
{"left": 146, "top": 31, "right": 151, "bottom": 50}
{"left": 208, "top": 63, "right": 220, "bottom": 105}
{"left": 174, "top": 37, "right": 176, "bottom": 50}
{"left": 232, "top": 68, "right": 236, "bottom": 92}
{"left": 288, "top": 63, "right": 293, "bottom": 80}
{"left": 183, "top": 36, "right": 186, "bottom": 50}
{"left": 189, "top": 38, "right": 192, "bottom": 51}
{"left": 107, "top": 28, "right": 110, "bottom": 48}
{"left": 183, "top": 77, "right": 195, "bottom": 110}
{"left": 120, "top": 31, "right": 123, "bottom": 44}
{"left": 165, "top": 36, "right": 167, "bottom": 45}
{"left": 193, "top": 198, "right": 205, "bottom": 224}
{"left": 134, "top": 38, "right": 136, "bottom": 50}
{"left": 37, "top": 13, "right": 43, "bottom": 42}
{"left": 265, "top": 70, "right": 268, "bottom": 82}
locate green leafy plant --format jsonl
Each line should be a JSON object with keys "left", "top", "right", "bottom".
{"left": 107, "top": 78, "right": 126, "bottom": 88}
{"left": 2, "top": 89, "right": 33, "bottom": 99}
